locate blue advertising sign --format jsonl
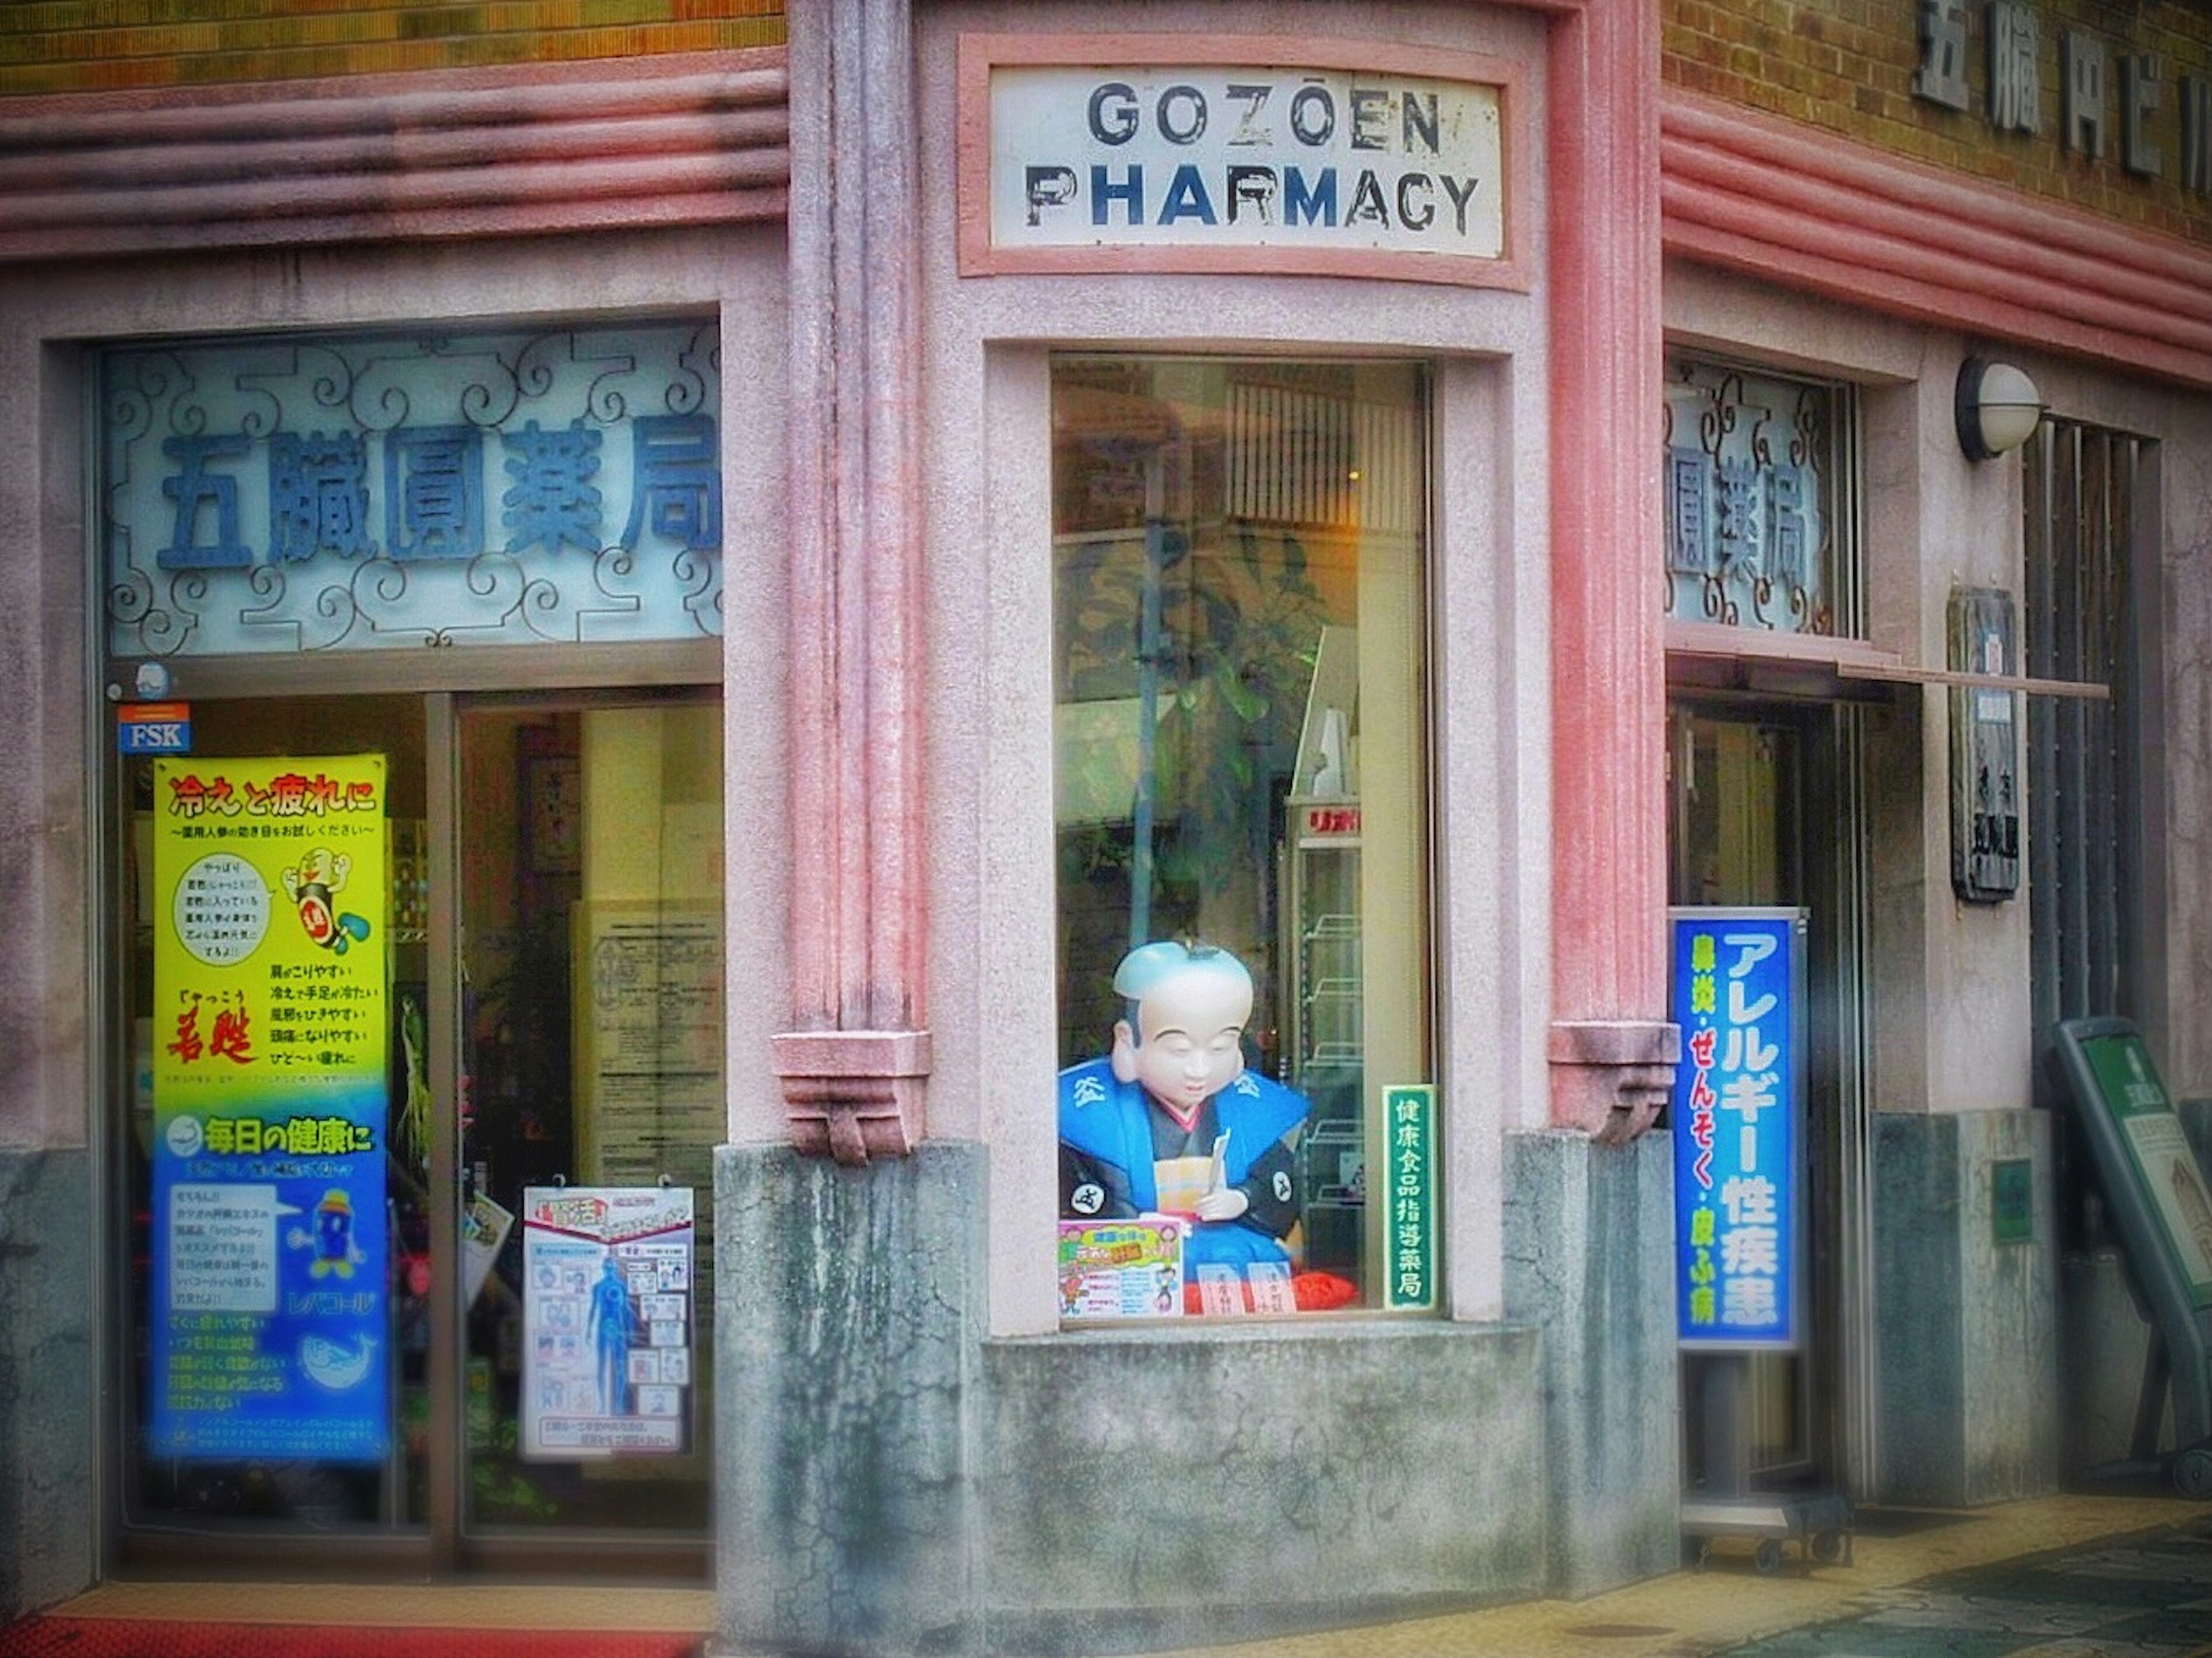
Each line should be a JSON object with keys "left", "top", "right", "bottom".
{"left": 149, "top": 755, "right": 390, "bottom": 1462}
{"left": 1670, "top": 908, "right": 1804, "bottom": 1350}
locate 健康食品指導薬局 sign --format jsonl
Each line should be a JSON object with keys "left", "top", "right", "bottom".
{"left": 978, "top": 52, "right": 1513, "bottom": 276}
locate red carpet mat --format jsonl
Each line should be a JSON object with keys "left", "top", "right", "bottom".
{"left": 0, "top": 1619, "right": 700, "bottom": 1657}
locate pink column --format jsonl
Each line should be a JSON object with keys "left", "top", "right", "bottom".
{"left": 770, "top": 0, "right": 932, "bottom": 1164}
{"left": 1543, "top": 0, "right": 1679, "bottom": 1138}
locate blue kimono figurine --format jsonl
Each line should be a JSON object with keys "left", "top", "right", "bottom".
{"left": 1059, "top": 941, "right": 1308, "bottom": 1281}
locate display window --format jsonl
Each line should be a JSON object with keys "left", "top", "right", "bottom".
{"left": 1050, "top": 357, "right": 1434, "bottom": 1322}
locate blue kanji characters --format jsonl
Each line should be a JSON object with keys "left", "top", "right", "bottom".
{"left": 620, "top": 414, "right": 720, "bottom": 551}
{"left": 151, "top": 408, "right": 721, "bottom": 571}
{"left": 159, "top": 434, "right": 254, "bottom": 569}
{"left": 502, "top": 418, "right": 605, "bottom": 555}
{"left": 385, "top": 424, "right": 485, "bottom": 561}
{"left": 270, "top": 431, "right": 373, "bottom": 563}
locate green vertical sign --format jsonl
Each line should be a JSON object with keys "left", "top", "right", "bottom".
{"left": 1383, "top": 1084, "right": 1437, "bottom": 1310}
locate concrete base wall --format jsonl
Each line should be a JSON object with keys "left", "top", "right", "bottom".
{"left": 713, "top": 1135, "right": 1674, "bottom": 1657}
{"left": 1872, "top": 1111, "right": 2060, "bottom": 1505}
{"left": 1502, "top": 1129, "right": 1681, "bottom": 1597}
{"left": 2058, "top": 1250, "right": 2161, "bottom": 1478}
{"left": 0, "top": 1148, "right": 97, "bottom": 1622}
{"left": 713, "top": 1140, "right": 987, "bottom": 1658}
{"left": 978, "top": 1323, "right": 1543, "bottom": 1655}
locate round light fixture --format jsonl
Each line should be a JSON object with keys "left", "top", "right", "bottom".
{"left": 1956, "top": 357, "right": 2046, "bottom": 462}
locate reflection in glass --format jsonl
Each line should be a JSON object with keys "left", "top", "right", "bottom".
{"left": 1051, "top": 357, "right": 1432, "bottom": 1320}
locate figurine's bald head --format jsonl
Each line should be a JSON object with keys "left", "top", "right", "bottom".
{"left": 1108, "top": 942, "right": 1253, "bottom": 1125}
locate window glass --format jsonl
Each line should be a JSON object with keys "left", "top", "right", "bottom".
{"left": 1662, "top": 355, "right": 1856, "bottom": 637}
{"left": 1051, "top": 358, "right": 1433, "bottom": 1322}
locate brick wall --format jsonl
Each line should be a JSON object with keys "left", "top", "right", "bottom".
{"left": 0, "top": 0, "right": 786, "bottom": 96}
{"left": 7, "top": 2, "right": 2205, "bottom": 246}
{"left": 1667, "top": 0, "right": 2212, "bottom": 245}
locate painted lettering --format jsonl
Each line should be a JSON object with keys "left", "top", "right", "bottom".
{"left": 1225, "top": 82, "right": 1272, "bottom": 145}
{"left": 1157, "top": 164, "right": 1218, "bottom": 224}
{"left": 1289, "top": 82, "right": 1336, "bottom": 146}
{"left": 1441, "top": 172, "right": 1482, "bottom": 235}
{"left": 1157, "top": 84, "right": 1207, "bottom": 145}
{"left": 1091, "top": 164, "right": 1143, "bottom": 225}
{"left": 1345, "top": 168, "right": 1391, "bottom": 227}
{"left": 1226, "top": 164, "right": 1277, "bottom": 224}
{"left": 1395, "top": 172, "right": 1433, "bottom": 230}
{"left": 1088, "top": 82, "right": 1139, "bottom": 145}
{"left": 1026, "top": 165, "right": 1077, "bottom": 226}
{"left": 1403, "top": 90, "right": 1440, "bottom": 154}
{"left": 1283, "top": 165, "right": 1336, "bottom": 227}
{"left": 1349, "top": 87, "right": 1392, "bottom": 150}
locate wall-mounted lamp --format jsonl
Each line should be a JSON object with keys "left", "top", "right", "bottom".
{"left": 1955, "top": 357, "right": 2046, "bottom": 461}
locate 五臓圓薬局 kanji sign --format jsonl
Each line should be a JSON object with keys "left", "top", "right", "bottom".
{"left": 959, "top": 36, "right": 1527, "bottom": 288}
{"left": 1671, "top": 909, "right": 1806, "bottom": 1351}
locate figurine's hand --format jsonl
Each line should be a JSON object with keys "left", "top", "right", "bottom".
{"left": 1193, "top": 1186, "right": 1249, "bottom": 1221}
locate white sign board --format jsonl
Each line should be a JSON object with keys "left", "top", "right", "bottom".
{"left": 961, "top": 38, "right": 1524, "bottom": 286}
{"left": 520, "top": 1185, "right": 695, "bottom": 1459}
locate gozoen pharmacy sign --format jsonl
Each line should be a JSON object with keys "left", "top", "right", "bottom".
{"left": 960, "top": 35, "right": 1525, "bottom": 287}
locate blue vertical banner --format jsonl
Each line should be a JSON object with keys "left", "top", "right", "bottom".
{"left": 1670, "top": 908, "right": 1805, "bottom": 1350}
{"left": 149, "top": 756, "right": 389, "bottom": 1461}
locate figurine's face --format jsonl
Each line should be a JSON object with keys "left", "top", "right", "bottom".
{"left": 1120, "top": 967, "right": 1251, "bottom": 1121}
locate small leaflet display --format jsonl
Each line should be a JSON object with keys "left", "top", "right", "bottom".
{"left": 1670, "top": 909, "right": 1805, "bottom": 1351}
{"left": 520, "top": 1186, "right": 695, "bottom": 1459}
{"left": 1058, "top": 1218, "right": 1186, "bottom": 1320}
{"left": 149, "top": 755, "right": 390, "bottom": 1461}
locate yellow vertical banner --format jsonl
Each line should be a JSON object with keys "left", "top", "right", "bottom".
{"left": 149, "top": 756, "right": 391, "bottom": 1462}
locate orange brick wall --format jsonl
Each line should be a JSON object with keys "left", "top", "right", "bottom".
{"left": 1665, "top": 0, "right": 2212, "bottom": 245}
{"left": 0, "top": 0, "right": 786, "bottom": 96}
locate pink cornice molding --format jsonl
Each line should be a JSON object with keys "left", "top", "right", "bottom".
{"left": 0, "top": 48, "right": 789, "bottom": 262}
{"left": 1544, "top": 0, "right": 1677, "bottom": 1140}
{"left": 1662, "top": 89, "right": 2212, "bottom": 390}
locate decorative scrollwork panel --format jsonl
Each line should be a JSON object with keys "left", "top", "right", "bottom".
{"left": 1661, "top": 356, "right": 1850, "bottom": 638}
{"left": 103, "top": 323, "right": 724, "bottom": 657}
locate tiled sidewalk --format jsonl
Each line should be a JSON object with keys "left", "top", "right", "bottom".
{"left": 1718, "top": 1510, "right": 2212, "bottom": 1658}
{"left": 1138, "top": 1493, "right": 2212, "bottom": 1658}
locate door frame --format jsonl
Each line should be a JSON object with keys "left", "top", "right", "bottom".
{"left": 101, "top": 647, "right": 718, "bottom": 1580}
{"left": 1666, "top": 691, "right": 1876, "bottom": 1500}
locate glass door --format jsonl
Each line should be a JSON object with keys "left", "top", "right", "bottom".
{"left": 112, "top": 687, "right": 719, "bottom": 1573}
{"left": 450, "top": 695, "right": 721, "bottom": 1557}
{"left": 1668, "top": 697, "right": 1868, "bottom": 1499}
{"left": 116, "top": 693, "right": 434, "bottom": 1552}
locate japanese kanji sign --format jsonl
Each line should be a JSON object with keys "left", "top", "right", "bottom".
{"left": 103, "top": 324, "right": 724, "bottom": 655}
{"left": 1382, "top": 1084, "right": 1436, "bottom": 1311}
{"left": 1670, "top": 909, "right": 1804, "bottom": 1350}
{"left": 149, "top": 755, "right": 391, "bottom": 1461}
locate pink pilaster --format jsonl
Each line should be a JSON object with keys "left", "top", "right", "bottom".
{"left": 1544, "top": 0, "right": 1679, "bottom": 1138}
{"left": 771, "top": 0, "right": 932, "bottom": 1163}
